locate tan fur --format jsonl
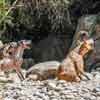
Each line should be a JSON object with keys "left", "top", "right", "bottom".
{"left": 57, "top": 51, "right": 83, "bottom": 82}
{"left": 26, "top": 61, "right": 60, "bottom": 80}
{"left": 57, "top": 38, "right": 94, "bottom": 82}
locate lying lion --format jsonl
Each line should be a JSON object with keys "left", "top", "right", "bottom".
{"left": 26, "top": 61, "right": 60, "bottom": 80}
{"left": 57, "top": 33, "right": 94, "bottom": 82}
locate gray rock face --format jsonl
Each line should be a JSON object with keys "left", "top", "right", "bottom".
{"left": 34, "top": 34, "right": 71, "bottom": 62}
{"left": 70, "top": 15, "right": 97, "bottom": 50}
{"left": 0, "top": 70, "right": 100, "bottom": 100}
{"left": 70, "top": 15, "right": 100, "bottom": 72}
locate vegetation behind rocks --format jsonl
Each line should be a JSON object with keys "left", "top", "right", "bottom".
{"left": 0, "top": 0, "right": 100, "bottom": 64}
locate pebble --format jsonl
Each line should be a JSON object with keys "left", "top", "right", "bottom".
{"left": 0, "top": 71, "right": 100, "bottom": 100}
{"left": 93, "top": 86, "right": 100, "bottom": 92}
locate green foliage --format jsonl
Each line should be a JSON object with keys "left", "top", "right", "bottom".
{"left": 11, "top": 0, "right": 74, "bottom": 37}
{"left": 0, "top": 0, "right": 76, "bottom": 42}
{"left": 0, "top": 0, "right": 13, "bottom": 33}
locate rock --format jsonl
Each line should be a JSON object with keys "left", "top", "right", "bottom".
{"left": 93, "top": 86, "right": 100, "bottom": 92}
{"left": 47, "top": 82, "right": 57, "bottom": 89}
{"left": 96, "top": 92, "right": 100, "bottom": 96}
{"left": 65, "top": 94, "right": 75, "bottom": 99}
{"left": 83, "top": 94, "right": 92, "bottom": 100}
{"left": 80, "top": 98, "right": 85, "bottom": 100}
{"left": 34, "top": 35, "right": 71, "bottom": 62}
{"left": 60, "top": 90, "right": 72, "bottom": 95}
{"left": 97, "top": 97, "right": 100, "bottom": 100}
{"left": 81, "top": 72, "right": 93, "bottom": 80}
{"left": 70, "top": 15, "right": 97, "bottom": 50}
{"left": 93, "top": 73, "right": 100, "bottom": 80}
{"left": 90, "top": 96, "right": 96, "bottom": 100}
{"left": 57, "top": 80, "right": 67, "bottom": 84}
{"left": 1, "top": 72, "right": 100, "bottom": 100}
{"left": 70, "top": 15, "right": 100, "bottom": 72}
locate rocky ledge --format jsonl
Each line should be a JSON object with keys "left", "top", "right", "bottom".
{"left": 0, "top": 71, "right": 100, "bottom": 100}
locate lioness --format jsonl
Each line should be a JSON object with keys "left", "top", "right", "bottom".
{"left": 57, "top": 31, "right": 94, "bottom": 82}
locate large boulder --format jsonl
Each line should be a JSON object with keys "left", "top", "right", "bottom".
{"left": 70, "top": 15, "right": 100, "bottom": 72}
{"left": 33, "top": 34, "right": 71, "bottom": 62}
{"left": 70, "top": 15, "right": 97, "bottom": 49}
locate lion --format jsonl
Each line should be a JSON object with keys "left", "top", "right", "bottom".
{"left": 57, "top": 31, "right": 94, "bottom": 82}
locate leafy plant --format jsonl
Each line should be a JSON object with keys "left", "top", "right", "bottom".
{"left": 0, "top": 0, "right": 15, "bottom": 34}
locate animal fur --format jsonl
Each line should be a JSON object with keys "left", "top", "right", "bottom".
{"left": 26, "top": 61, "right": 60, "bottom": 80}
{"left": 57, "top": 51, "right": 84, "bottom": 82}
{"left": 57, "top": 38, "right": 94, "bottom": 82}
